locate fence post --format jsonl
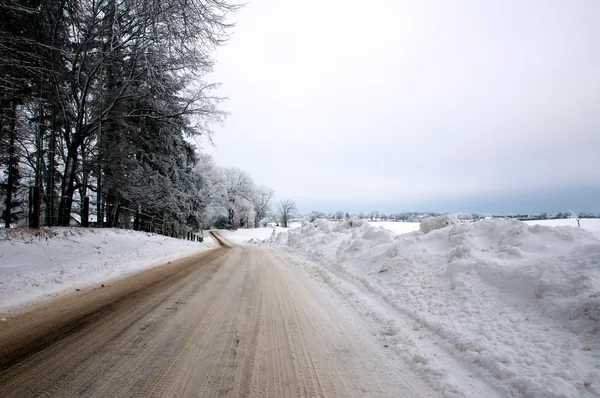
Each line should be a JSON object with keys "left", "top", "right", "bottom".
{"left": 134, "top": 207, "right": 140, "bottom": 231}
{"left": 82, "top": 196, "right": 89, "bottom": 227}
{"left": 29, "top": 186, "right": 41, "bottom": 229}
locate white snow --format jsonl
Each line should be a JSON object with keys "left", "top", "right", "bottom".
{"left": 217, "top": 227, "right": 288, "bottom": 244}
{"left": 420, "top": 214, "right": 460, "bottom": 234}
{"left": 369, "top": 221, "right": 421, "bottom": 235}
{"left": 525, "top": 218, "right": 600, "bottom": 239}
{"left": 0, "top": 227, "right": 215, "bottom": 314}
{"left": 259, "top": 218, "right": 600, "bottom": 397}
{"left": 372, "top": 218, "right": 600, "bottom": 239}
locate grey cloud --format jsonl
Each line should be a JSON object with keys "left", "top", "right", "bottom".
{"left": 204, "top": 0, "right": 600, "bottom": 212}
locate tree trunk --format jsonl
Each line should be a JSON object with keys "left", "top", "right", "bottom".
{"left": 228, "top": 205, "right": 235, "bottom": 229}
{"left": 3, "top": 102, "right": 18, "bottom": 228}
{"left": 97, "top": 161, "right": 103, "bottom": 226}
{"left": 57, "top": 142, "right": 79, "bottom": 226}
{"left": 45, "top": 121, "right": 56, "bottom": 226}
{"left": 35, "top": 102, "right": 45, "bottom": 190}
{"left": 113, "top": 201, "right": 121, "bottom": 228}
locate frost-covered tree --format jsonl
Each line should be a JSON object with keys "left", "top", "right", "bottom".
{"left": 236, "top": 197, "right": 254, "bottom": 228}
{"left": 252, "top": 186, "right": 274, "bottom": 228}
{"left": 0, "top": 0, "right": 239, "bottom": 230}
{"left": 192, "top": 153, "right": 226, "bottom": 228}
{"left": 0, "top": 102, "right": 24, "bottom": 227}
{"left": 309, "top": 210, "right": 326, "bottom": 222}
{"left": 223, "top": 168, "right": 254, "bottom": 229}
{"left": 278, "top": 199, "right": 297, "bottom": 228}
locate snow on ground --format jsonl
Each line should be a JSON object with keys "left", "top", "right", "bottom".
{"left": 369, "top": 221, "right": 421, "bottom": 235}
{"left": 217, "top": 227, "right": 288, "bottom": 245}
{"left": 0, "top": 228, "right": 215, "bottom": 314}
{"left": 372, "top": 219, "right": 600, "bottom": 239}
{"left": 525, "top": 218, "right": 600, "bottom": 239}
{"left": 259, "top": 218, "right": 600, "bottom": 397}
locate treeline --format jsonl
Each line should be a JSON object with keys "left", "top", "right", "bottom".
{"left": 0, "top": 0, "right": 271, "bottom": 231}
{"left": 306, "top": 211, "right": 462, "bottom": 223}
{"left": 306, "top": 210, "right": 597, "bottom": 223}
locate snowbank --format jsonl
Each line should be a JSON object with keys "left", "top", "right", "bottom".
{"left": 217, "top": 227, "right": 288, "bottom": 245}
{"left": 262, "top": 219, "right": 600, "bottom": 397}
{"left": 0, "top": 228, "right": 215, "bottom": 314}
{"left": 369, "top": 221, "right": 421, "bottom": 235}
{"left": 420, "top": 214, "right": 459, "bottom": 234}
{"left": 525, "top": 218, "right": 600, "bottom": 239}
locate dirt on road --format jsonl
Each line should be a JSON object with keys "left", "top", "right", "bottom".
{"left": 0, "top": 234, "right": 434, "bottom": 397}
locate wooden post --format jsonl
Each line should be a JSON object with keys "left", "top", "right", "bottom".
{"left": 82, "top": 196, "right": 89, "bottom": 227}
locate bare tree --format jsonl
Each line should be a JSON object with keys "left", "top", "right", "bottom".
{"left": 252, "top": 186, "right": 274, "bottom": 228}
{"left": 309, "top": 210, "right": 325, "bottom": 222}
{"left": 278, "top": 199, "right": 297, "bottom": 228}
{"left": 223, "top": 168, "right": 254, "bottom": 229}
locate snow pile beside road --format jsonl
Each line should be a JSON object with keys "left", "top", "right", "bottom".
{"left": 0, "top": 228, "right": 215, "bottom": 314}
{"left": 420, "top": 214, "right": 459, "bottom": 233}
{"left": 218, "top": 227, "right": 288, "bottom": 245}
{"left": 264, "top": 218, "right": 600, "bottom": 397}
{"left": 525, "top": 218, "right": 600, "bottom": 240}
{"left": 369, "top": 221, "right": 421, "bottom": 234}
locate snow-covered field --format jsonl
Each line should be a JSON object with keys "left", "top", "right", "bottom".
{"left": 0, "top": 228, "right": 215, "bottom": 314}
{"left": 259, "top": 218, "right": 600, "bottom": 397}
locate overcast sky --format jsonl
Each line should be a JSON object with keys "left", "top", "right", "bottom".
{"left": 204, "top": 0, "right": 600, "bottom": 214}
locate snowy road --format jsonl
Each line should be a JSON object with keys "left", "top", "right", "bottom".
{"left": 0, "top": 235, "right": 436, "bottom": 397}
